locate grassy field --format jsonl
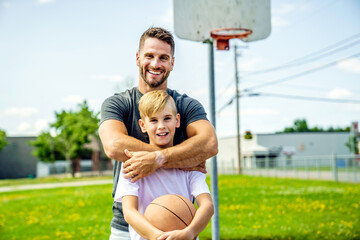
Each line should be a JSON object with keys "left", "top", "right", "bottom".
{"left": 0, "top": 175, "right": 359, "bottom": 240}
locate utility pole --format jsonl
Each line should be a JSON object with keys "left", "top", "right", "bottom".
{"left": 234, "top": 45, "right": 242, "bottom": 174}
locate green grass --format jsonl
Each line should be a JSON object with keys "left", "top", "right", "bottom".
{"left": 0, "top": 175, "right": 359, "bottom": 240}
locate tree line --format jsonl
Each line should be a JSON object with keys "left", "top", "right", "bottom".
{"left": 278, "top": 119, "right": 350, "bottom": 133}
{"left": 0, "top": 116, "right": 358, "bottom": 176}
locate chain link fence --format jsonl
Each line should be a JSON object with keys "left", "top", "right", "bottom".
{"left": 213, "top": 154, "right": 360, "bottom": 183}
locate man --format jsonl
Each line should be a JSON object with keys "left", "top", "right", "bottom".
{"left": 99, "top": 27, "right": 218, "bottom": 240}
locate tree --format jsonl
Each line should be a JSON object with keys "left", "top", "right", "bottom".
{"left": 284, "top": 119, "right": 309, "bottom": 132}
{"left": 52, "top": 101, "right": 100, "bottom": 176}
{"left": 0, "top": 129, "right": 8, "bottom": 151}
{"left": 31, "top": 101, "right": 100, "bottom": 177}
{"left": 244, "top": 130, "right": 253, "bottom": 140}
{"left": 280, "top": 119, "right": 350, "bottom": 133}
{"left": 30, "top": 131, "right": 64, "bottom": 162}
{"left": 345, "top": 136, "right": 359, "bottom": 154}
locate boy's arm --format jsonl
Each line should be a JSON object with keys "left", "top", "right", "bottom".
{"left": 122, "top": 195, "right": 164, "bottom": 240}
{"left": 157, "top": 193, "right": 214, "bottom": 240}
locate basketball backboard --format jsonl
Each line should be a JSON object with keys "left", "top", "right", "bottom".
{"left": 173, "top": 0, "right": 271, "bottom": 43}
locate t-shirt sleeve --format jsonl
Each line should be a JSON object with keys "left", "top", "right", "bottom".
{"left": 100, "top": 95, "right": 128, "bottom": 126}
{"left": 114, "top": 165, "right": 139, "bottom": 202}
{"left": 180, "top": 95, "right": 208, "bottom": 127}
{"left": 189, "top": 171, "right": 210, "bottom": 199}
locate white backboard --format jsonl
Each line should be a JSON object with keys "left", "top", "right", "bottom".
{"left": 173, "top": 0, "right": 271, "bottom": 43}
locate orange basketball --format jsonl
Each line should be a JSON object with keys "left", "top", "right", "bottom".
{"left": 144, "top": 194, "right": 197, "bottom": 231}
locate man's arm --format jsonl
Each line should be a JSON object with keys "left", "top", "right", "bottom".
{"left": 123, "top": 119, "right": 218, "bottom": 182}
{"left": 99, "top": 119, "right": 160, "bottom": 162}
{"left": 122, "top": 195, "right": 164, "bottom": 240}
{"left": 163, "top": 119, "right": 218, "bottom": 168}
{"left": 157, "top": 193, "right": 214, "bottom": 240}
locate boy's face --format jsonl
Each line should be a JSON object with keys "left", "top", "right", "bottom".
{"left": 139, "top": 102, "right": 180, "bottom": 148}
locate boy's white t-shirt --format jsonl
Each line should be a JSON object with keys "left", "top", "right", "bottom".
{"left": 114, "top": 165, "right": 210, "bottom": 240}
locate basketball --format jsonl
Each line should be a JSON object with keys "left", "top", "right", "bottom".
{"left": 144, "top": 194, "right": 197, "bottom": 231}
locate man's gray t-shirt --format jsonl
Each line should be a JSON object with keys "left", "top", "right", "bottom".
{"left": 100, "top": 87, "right": 208, "bottom": 231}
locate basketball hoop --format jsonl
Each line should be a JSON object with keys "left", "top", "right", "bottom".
{"left": 210, "top": 28, "right": 253, "bottom": 50}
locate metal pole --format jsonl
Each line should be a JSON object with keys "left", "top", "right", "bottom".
{"left": 208, "top": 41, "right": 220, "bottom": 240}
{"left": 234, "top": 45, "right": 242, "bottom": 174}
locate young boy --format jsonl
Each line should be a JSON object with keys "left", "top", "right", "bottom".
{"left": 114, "top": 90, "right": 214, "bottom": 240}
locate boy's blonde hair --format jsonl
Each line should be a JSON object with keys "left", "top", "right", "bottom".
{"left": 139, "top": 90, "right": 177, "bottom": 119}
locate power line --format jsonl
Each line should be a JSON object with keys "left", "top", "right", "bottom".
{"left": 243, "top": 52, "right": 360, "bottom": 92}
{"left": 241, "top": 32, "right": 360, "bottom": 77}
{"left": 216, "top": 52, "right": 360, "bottom": 113}
{"left": 217, "top": 91, "right": 360, "bottom": 115}
{"left": 252, "top": 92, "right": 360, "bottom": 104}
{"left": 216, "top": 76, "right": 235, "bottom": 99}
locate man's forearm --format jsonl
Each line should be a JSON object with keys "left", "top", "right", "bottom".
{"left": 161, "top": 120, "right": 218, "bottom": 168}
{"left": 105, "top": 135, "right": 159, "bottom": 162}
{"left": 99, "top": 119, "right": 159, "bottom": 162}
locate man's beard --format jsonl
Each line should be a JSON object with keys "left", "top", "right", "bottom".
{"left": 140, "top": 66, "right": 170, "bottom": 88}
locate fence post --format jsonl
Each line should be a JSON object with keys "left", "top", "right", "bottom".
{"left": 305, "top": 158, "right": 309, "bottom": 179}
{"left": 353, "top": 155, "right": 358, "bottom": 183}
{"left": 346, "top": 157, "right": 350, "bottom": 182}
{"left": 332, "top": 153, "right": 338, "bottom": 182}
{"left": 265, "top": 155, "right": 269, "bottom": 177}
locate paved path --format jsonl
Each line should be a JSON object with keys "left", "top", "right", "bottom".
{"left": 242, "top": 169, "right": 360, "bottom": 183}
{"left": 0, "top": 179, "right": 113, "bottom": 193}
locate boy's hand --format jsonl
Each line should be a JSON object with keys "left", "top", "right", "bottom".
{"left": 123, "top": 150, "right": 165, "bottom": 182}
{"left": 157, "top": 228, "right": 196, "bottom": 240}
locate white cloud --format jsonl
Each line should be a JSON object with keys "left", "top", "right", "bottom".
{"left": 157, "top": 8, "right": 173, "bottom": 25}
{"left": 3, "top": 2, "right": 10, "bottom": 7}
{"left": 17, "top": 122, "right": 31, "bottom": 132}
{"left": 35, "top": 119, "right": 49, "bottom": 133}
{"left": 218, "top": 108, "right": 279, "bottom": 117}
{"left": 242, "top": 108, "right": 279, "bottom": 116}
{"left": 37, "top": 0, "right": 55, "bottom": 4}
{"left": 187, "top": 88, "right": 208, "bottom": 98}
{"left": 271, "top": 3, "right": 296, "bottom": 28}
{"left": 2, "top": 107, "right": 39, "bottom": 118}
{"left": 218, "top": 86, "right": 235, "bottom": 98}
{"left": 337, "top": 58, "right": 360, "bottom": 74}
{"left": 273, "top": 4, "right": 296, "bottom": 15}
{"left": 271, "top": 16, "right": 290, "bottom": 28}
{"left": 93, "top": 74, "right": 124, "bottom": 82}
{"left": 238, "top": 57, "right": 264, "bottom": 71}
{"left": 327, "top": 88, "right": 353, "bottom": 99}
{"left": 63, "top": 95, "right": 84, "bottom": 104}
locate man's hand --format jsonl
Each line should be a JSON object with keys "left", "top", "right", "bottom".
{"left": 179, "top": 161, "right": 207, "bottom": 174}
{"left": 122, "top": 150, "right": 166, "bottom": 182}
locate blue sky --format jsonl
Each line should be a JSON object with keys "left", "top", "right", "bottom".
{"left": 0, "top": 0, "right": 359, "bottom": 138}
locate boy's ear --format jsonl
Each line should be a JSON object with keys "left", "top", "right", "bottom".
{"left": 139, "top": 119, "right": 147, "bottom": 133}
{"left": 175, "top": 113, "right": 180, "bottom": 128}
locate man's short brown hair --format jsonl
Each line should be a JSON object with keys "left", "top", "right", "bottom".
{"left": 139, "top": 27, "right": 175, "bottom": 56}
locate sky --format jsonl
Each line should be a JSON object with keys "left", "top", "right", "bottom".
{"left": 0, "top": 0, "right": 359, "bottom": 138}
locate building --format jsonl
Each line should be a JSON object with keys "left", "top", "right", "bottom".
{"left": 215, "top": 132, "right": 352, "bottom": 173}
{"left": 0, "top": 136, "right": 111, "bottom": 179}
{"left": 0, "top": 136, "right": 38, "bottom": 179}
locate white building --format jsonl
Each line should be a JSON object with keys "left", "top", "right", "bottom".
{"left": 213, "top": 132, "right": 352, "bottom": 173}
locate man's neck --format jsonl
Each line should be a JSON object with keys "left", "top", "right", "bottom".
{"left": 138, "top": 80, "right": 167, "bottom": 94}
